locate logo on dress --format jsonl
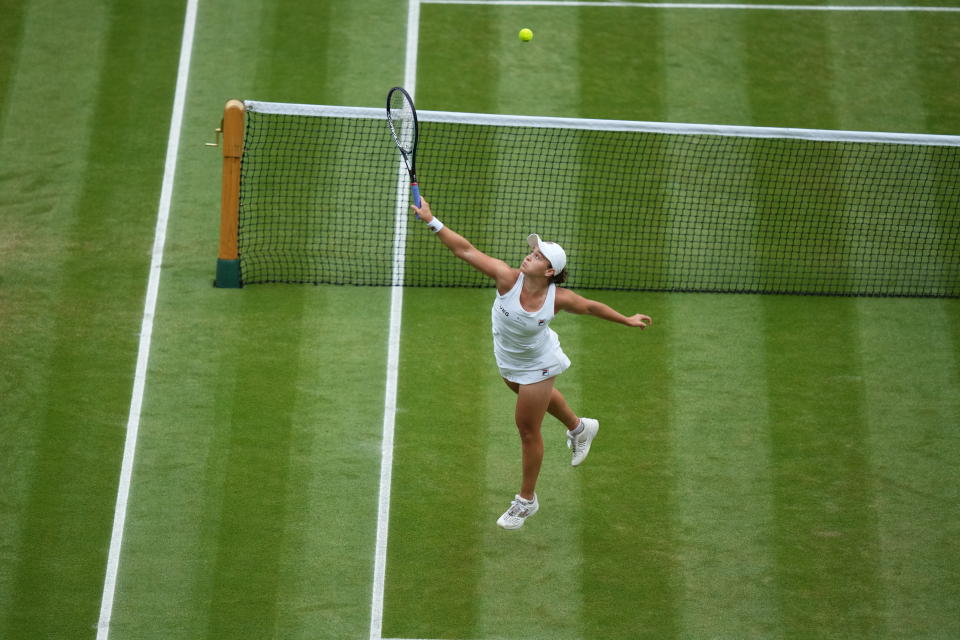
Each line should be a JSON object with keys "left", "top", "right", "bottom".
{"left": 541, "top": 368, "right": 550, "bottom": 376}
{"left": 538, "top": 319, "right": 545, "bottom": 326}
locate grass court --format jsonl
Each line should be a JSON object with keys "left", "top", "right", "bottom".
{"left": 1, "top": 0, "right": 958, "bottom": 638}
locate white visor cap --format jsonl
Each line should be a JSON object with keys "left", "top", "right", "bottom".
{"left": 527, "top": 234, "right": 567, "bottom": 275}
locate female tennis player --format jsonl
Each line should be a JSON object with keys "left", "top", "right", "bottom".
{"left": 411, "top": 198, "right": 652, "bottom": 530}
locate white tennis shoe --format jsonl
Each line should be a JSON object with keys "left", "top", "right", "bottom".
{"left": 570, "top": 418, "right": 599, "bottom": 466}
{"left": 496, "top": 494, "right": 539, "bottom": 530}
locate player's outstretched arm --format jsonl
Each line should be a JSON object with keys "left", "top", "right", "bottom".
{"left": 555, "top": 288, "right": 652, "bottom": 329}
{"left": 411, "top": 197, "right": 515, "bottom": 288}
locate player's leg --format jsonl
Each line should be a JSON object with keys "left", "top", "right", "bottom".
{"left": 511, "top": 377, "right": 555, "bottom": 500}
{"left": 503, "top": 378, "right": 599, "bottom": 466}
{"left": 496, "top": 377, "right": 555, "bottom": 529}
{"left": 503, "top": 378, "right": 578, "bottom": 429}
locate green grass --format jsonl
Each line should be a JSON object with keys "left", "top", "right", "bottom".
{"left": 1, "top": 0, "right": 959, "bottom": 639}
{"left": 385, "top": 292, "right": 960, "bottom": 639}
{"left": 0, "top": 1, "right": 182, "bottom": 636}
{"left": 107, "top": 286, "right": 390, "bottom": 639}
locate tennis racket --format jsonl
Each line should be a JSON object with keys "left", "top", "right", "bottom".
{"left": 386, "top": 86, "right": 421, "bottom": 207}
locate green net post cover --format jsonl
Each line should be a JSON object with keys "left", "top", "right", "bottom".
{"left": 215, "top": 258, "right": 241, "bottom": 288}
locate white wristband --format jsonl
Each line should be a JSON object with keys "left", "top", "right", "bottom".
{"left": 426, "top": 217, "right": 444, "bottom": 233}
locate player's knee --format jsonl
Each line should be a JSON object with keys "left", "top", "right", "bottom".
{"left": 515, "top": 420, "right": 542, "bottom": 442}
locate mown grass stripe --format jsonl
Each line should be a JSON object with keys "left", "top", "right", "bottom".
{"left": 746, "top": 18, "right": 886, "bottom": 633}
{"left": 576, "top": 292, "right": 680, "bottom": 639}
{"left": 763, "top": 297, "right": 884, "bottom": 637}
{"left": 662, "top": 9, "right": 752, "bottom": 125}
{"left": 914, "top": 13, "right": 960, "bottom": 135}
{"left": 494, "top": 5, "right": 582, "bottom": 117}
{"left": 577, "top": 6, "right": 665, "bottom": 120}
{"left": 418, "top": 3, "right": 500, "bottom": 113}
{"left": 826, "top": 12, "right": 926, "bottom": 133}
{"left": 668, "top": 294, "right": 781, "bottom": 638}
{"left": 0, "top": 0, "right": 25, "bottom": 125}
{"left": 744, "top": 11, "right": 838, "bottom": 130}
{"left": 275, "top": 291, "right": 389, "bottom": 640}
{"left": 203, "top": 289, "right": 308, "bottom": 637}
{"left": 252, "top": 0, "right": 331, "bottom": 103}
{"left": 383, "top": 289, "right": 490, "bottom": 638}
{"left": 855, "top": 299, "right": 960, "bottom": 639}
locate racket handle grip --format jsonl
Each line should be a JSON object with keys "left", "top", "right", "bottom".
{"left": 411, "top": 182, "right": 421, "bottom": 208}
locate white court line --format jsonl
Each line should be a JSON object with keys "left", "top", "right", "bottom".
{"left": 423, "top": 0, "right": 960, "bottom": 12}
{"left": 95, "top": 1, "right": 197, "bottom": 638}
{"left": 369, "top": 1, "right": 421, "bottom": 639}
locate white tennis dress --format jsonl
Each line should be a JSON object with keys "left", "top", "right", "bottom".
{"left": 491, "top": 273, "right": 571, "bottom": 384}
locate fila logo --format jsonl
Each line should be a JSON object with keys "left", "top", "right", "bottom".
{"left": 538, "top": 319, "right": 545, "bottom": 326}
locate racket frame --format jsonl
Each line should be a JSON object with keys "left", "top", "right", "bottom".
{"left": 386, "top": 86, "right": 420, "bottom": 206}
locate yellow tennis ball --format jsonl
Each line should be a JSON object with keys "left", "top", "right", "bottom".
{"left": 519, "top": 28, "right": 533, "bottom": 42}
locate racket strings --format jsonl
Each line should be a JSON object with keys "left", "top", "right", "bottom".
{"left": 388, "top": 94, "right": 416, "bottom": 154}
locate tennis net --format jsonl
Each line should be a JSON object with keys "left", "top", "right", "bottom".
{"left": 233, "top": 101, "right": 960, "bottom": 297}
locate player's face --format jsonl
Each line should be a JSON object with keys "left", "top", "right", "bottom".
{"left": 520, "top": 250, "right": 554, "bottom": 277}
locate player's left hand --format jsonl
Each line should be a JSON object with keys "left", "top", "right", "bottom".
{"left": 625, "top": 314, "right": 652, "bottom": 329}
{"left": 411, "top": 197, "right": 434, "bottom": 223}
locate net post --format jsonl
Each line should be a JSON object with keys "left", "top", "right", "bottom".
{"left": 214, "top": 99, "right": 244, "bottom": 287}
